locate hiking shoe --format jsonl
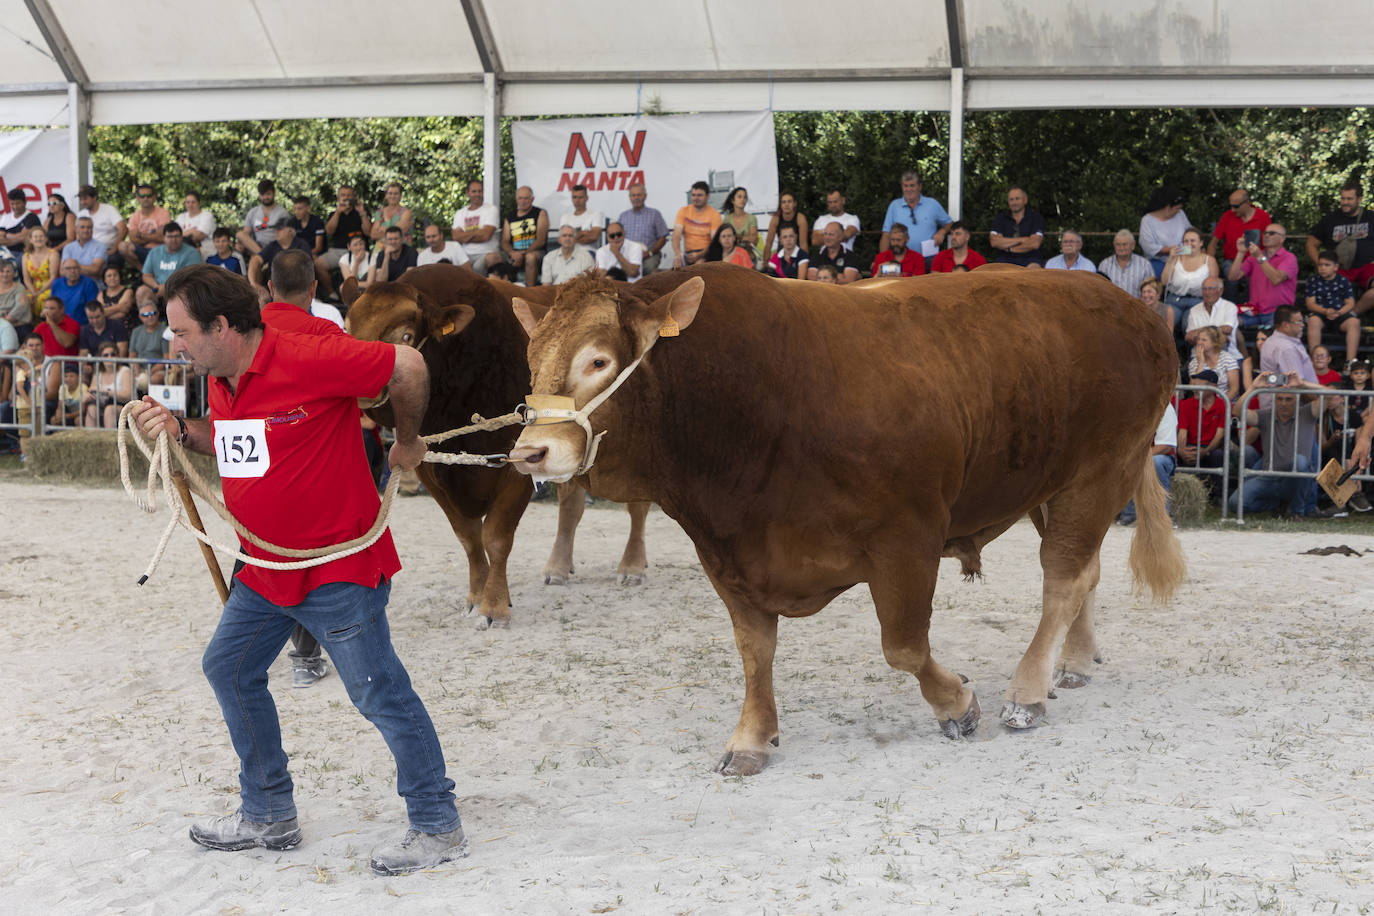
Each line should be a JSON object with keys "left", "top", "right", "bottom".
{"left": 189, "top": 809, "right": 301, "bottom": 851}
{"left": 292, "top": 655, "right": 330, "bottom": 689}
{"left": 1349, "top": 492, "right": 1372, "bottom": 513}
{"left": 369, "top": 827, "right": 468, "bottom": 876}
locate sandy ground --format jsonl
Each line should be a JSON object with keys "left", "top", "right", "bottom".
{"left": 1, "top": 478, "right": 1373, "bottom": 915}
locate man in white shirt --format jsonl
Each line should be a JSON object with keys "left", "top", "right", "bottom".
{"left": 450, "top": 180, "right": 501, "bottom": 277}
{"left": 594, "top": 222, "right": 643, "bottom": 282}
{"left": 416, "top": 223, "right": 472, "bottom": 269}
{"left": 541, "top": 226, "right": 594, "bottom": 286}
{"left": 75, "top": 184, "right": 127, "bottom": 266}
{"left": 559, "top": 184, "right": 604, "bottom": 249}
{"left": 1184, "top": 277, "right": 1241, "bottom": 358}
{"left": 810, "top": 189, "right": 860, "bottom": 252}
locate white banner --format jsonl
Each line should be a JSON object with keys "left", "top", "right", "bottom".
{"left": 512, "top": 111, "right": 778, "bottom": 229}
{"left": 0, "top": 129, "right": 74, "bottom": 223}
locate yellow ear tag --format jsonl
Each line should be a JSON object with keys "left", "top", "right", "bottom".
{"left": 440, "top": 321, "right": 456, "bottom": 336}
{"left": 659, "top": 314, "right": 680, "bottom": 338}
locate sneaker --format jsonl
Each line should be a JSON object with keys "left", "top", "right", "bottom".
{"left": 1349, "top": 492, "right": 1372, "bottom": 513}
{"left": 189, "top": 809, "right": 301, "bottom": 851}
{"left": 292, "top": 655, "right": 330, "bottom": 689}
{"left": 369, "top": 827, "right": 468, "bottom": 876}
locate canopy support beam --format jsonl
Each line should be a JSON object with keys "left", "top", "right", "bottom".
{"left": 24, "top": 0, "right": 90, "bottom": 196}
{"left": 483, "top": 73, "right": 501, "bottom": 198}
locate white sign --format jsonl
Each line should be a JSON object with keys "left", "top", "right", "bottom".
{"left": 512, "top": 111, "right": 779, "bottom": 229}
{"left": 0, "top": 129, "right": 75, "bottom": 222}
{"left": 213, "top": 418, "right": 271, "bottom": 479}
{"left": 148, "top": 383, "right": 186, "bottom": 413}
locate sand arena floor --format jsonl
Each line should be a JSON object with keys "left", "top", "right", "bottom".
{"left": 1, "top": 479, "right": 1372, "bottom": 914}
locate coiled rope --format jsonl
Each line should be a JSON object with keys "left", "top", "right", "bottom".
{"left": 116, "top": 402, "right": 525, "bottom": 587}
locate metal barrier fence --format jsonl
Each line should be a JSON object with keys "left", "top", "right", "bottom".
{"left": 1173, "top": 384, "right": 1233, "bottom": 519}
{"left": 1234, "top": 385, "right": 1374, "bottom": 523}
{"left": 1, "top": 352, "right": 42, "bottom": 446}
{"left": 35, "top": 354, "right": 208, "bottom": 435}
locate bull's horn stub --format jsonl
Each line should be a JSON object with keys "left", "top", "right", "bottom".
{"left": 525, "top": 394, "right": 577, "bottom": 425}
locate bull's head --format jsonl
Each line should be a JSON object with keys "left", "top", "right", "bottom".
{"left": 507, "top": 274, "right": 703, "bottom": 482}
{"left": 344, "top": 279, "right": 476, "bottom": 414}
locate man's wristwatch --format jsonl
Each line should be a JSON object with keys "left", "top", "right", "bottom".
{"left": 174, "top": 415, "right": 189, "bottom": 445}
{"left": 1258, "top": 255, "right": 1268, "bottom": 262}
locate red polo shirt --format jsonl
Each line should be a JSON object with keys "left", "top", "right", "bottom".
{"left": 260, "top": 301, "right": 345, "bottom": 338}
{"left": 1212, "top": 206, "right": 1270, "bottom": 261}
{"left": 211, "top": 324, "right": 399, "bottom": 606}
{"left": 929, "top": 248, "right": 988, "bottom": 273}
{"left": 871, "top": 248, "right": 928, "bottom": 277}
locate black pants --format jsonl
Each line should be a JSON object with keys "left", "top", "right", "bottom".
{"left": 229, "top": 558, "right": 320, "bottom": 660}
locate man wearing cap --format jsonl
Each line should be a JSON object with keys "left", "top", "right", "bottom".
{"left": 1117, "top": 399, "right": 1178, "bottom": 526}
{"left": 1176, "top": 369, "right": 1227, "bottom": 478}
{"left": 247, "top": 218, "right": 314, "bottom": 295}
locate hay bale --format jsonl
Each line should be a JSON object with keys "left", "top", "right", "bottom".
{"left": 24, "top": 429, "right": 220, "bottom": 486}
{"left": 1170, "top": 472, "right": 1210, "bottom": 524}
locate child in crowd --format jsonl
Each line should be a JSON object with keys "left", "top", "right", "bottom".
{"left": 1311, "top": 345, "right": 1341, "bottom": 387}
{"left": 1305, "top": 250, "right": 1358, "bottom": 362}
{"left": 56, "top": 365, "right": 86, "bottom": 428}
{"left": 206, "top": 228, "right": 243, "bottom": 275}
{"left": 814, "top": 264, "right": 839, "bottom": 284}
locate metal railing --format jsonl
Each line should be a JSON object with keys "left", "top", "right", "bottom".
{"left": 1, "top": 352, "right": 42, "bottom": 445}
{"left": 36, "top": 354, "right": 207, "bottom": 435}
{"left": 1233, "top": 385, "right": 1374, "bottom": 523}
{"left": 1173, "top": 384, "right": 1232, "bottom": 519}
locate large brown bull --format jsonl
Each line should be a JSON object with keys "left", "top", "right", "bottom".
{"left": 342, "top": 265, "right": 650, "bottom": 628}
{"left": 508, "top": 264, "right": 1185, "bottom": 774}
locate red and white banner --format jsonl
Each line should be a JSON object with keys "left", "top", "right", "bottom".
{"left": 0, "top": 129, "right": 74, "bottom": 221}
{"left": 512, "top": 111, "right": 778, "bottom": 224}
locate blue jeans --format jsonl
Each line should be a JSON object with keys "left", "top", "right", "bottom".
{"left": 1119, "top": 453, "right": 1175, "bottom": 522}
{"left": 203, "top": 579, "right": 459, "bottom": 832}
{"left": 1229, "top": 452, "right": 1313, "bottom": 515}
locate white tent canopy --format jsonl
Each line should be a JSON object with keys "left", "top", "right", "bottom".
{"left": 4, "top": 0, "right": 1372, "bottom": 216}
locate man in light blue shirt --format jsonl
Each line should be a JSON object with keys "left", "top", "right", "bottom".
{"left": 61, "top": 216, "right": 108, "bottom": 282}
{"left": 141, "top": 222, "right": 202, "bottom": 295}
{"left": 1045, "top": 230, "right": 1098, "bottom": 272}
{"left": 880, "top": 170, "right": 951, "bottom": 254}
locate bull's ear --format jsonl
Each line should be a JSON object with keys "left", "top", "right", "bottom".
{"left": 433, "top": 303, "right": 476, "bottom": 339}
{"left": 628, "top": 276, "right": 703, "bottom": 349}
{"left": 340, "top": 277, "right": 362, "bottom": 308}
{"left": 512, "top": 297, "right": 549, "bottom": 337}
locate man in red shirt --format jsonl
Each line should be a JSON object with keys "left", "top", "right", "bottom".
{"left": 929, "top": 221, "right": 988, "bottom": 273}
{"left": 870, "top": 223, "right": 927, "bottom": 277}
{"left": 34, "top": 298, "right": 79, "bottom": 357}
{"left": 1177, "top": 368, "right": 1227, "bottom": 475}
{"left": 130, "top": 264, "right": 464, "bottom": 876}
{"left": 1209, "top": 188, "right": 1270, "bottom": 299}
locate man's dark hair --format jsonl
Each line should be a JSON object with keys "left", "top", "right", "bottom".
{"left": 1273, "top": 305, "right": 1300, "bottom": 328}
{"left": 212, "top": 227, "right": 233, "bottom": 241}
{"left": 826, "top": 187, "right": 846, "bottom": 198}
{"left": 258, "top": 178, "right": 276, "bottom": 194}
{"left": 292, "top": 195, "right": 310, "bottom": 206}
{"left": 163, "top": 264, "right": 263, "bottom": 335}
{"left": 1008, "top": 185, "right": 1027, "bottom": 196}
{"left": 384, "top": 225, "right": 403, "bottom": 237}
{"left": 690, "top": 180, "right": 710, "bottom": 194}
{"left": 1341, "top": 179, "right": 1363, "bottom": 197}
{"left": 1318, "top": 249, "right": 1341, "bottom": 264}
{"left": 136, "top": 183, "right": 153, "bottom": 195}
{"left": 24, "top": 332, "right": 42, "bottom": 345}
{"left": 163, "top": 221, "right": 182, "bottom": 234}
{"left": 605, "top": 266, "right": 628, "bottom": 282}
{"left": 7, "top": 188, "right": 26, "bottom": 201}
{"left": 184, "top": 190, "right": 200, "bottom": 203}
{"left": 947, "top": 220, "right": 966, "bottom": 232}
{"left": 78, "top": 184, "right": 96, "bottom": 198}
{"left": 269, "top": 249, "right": 315, "bottom": 299}
{"left": 84, "top": 300, "right": 103, "bottom": 313}
{"left": 571, "top": 184, "right": 588, "bottom": 194}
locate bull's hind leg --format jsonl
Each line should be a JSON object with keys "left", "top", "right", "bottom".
{"left": 1003, "top": 488, "right": 1114, "bottom": 729}
{"left": 869, "top": 551, "right": 980, "bottom": 740}
{"left": 1054, "top": 586, "right": 1102, "bottom": 690}
{"left": 541, "top": 482, "right": 587, "bottom": 585}
{"left": 617, "top": 501, "right": 651, "bottom": 585}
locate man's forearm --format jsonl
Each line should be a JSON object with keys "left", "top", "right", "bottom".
{"left": 387, "top": 346, "right": 429, "bottom": 442}
{"left": 183, "top": 418, "right": 214, "bottom": 456}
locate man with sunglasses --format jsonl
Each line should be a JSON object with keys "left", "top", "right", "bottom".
{"left": 594, "top": 221, "right": 643, "bottom": 282}
{"left": 1208, "top": 188, "right": 1270, "bottom": 283}
{"left": 1229, "top": 223, "right": 1298, "bottom": 328}
{"left": 117, "top": 184, "right": 171, "bottom": 268}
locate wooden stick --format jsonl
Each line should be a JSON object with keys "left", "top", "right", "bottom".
{"left": 173, "top": 470, "right": 230, "bottom": 604}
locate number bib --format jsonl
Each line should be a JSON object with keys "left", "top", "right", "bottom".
{"left": 215, "top": 418, "right": 271, "bottom": 478}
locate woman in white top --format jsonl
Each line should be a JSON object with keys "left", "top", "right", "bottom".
{"left": 175, "top": 191, "right": 218, "bottom": 257}
{"left": 338, "top": 234, "right": 372, "bottom": 288}
{"left": 1139, "top": 186, "right": 1189, "bottom": 277}
{"left": 1187, "top": 325, "right": 1240, "bottom": 401}
{"left": 84, "top": 341, "right": 133, "bottom": 429}
{"left": 1160, "top": 226, "right": 1218, "bottom": 332}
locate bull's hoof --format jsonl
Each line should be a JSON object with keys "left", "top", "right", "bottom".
{"left": 1000, "top": 701, "right": 1048, "bottom": 730}
{"left": 1054, "top": 668, "right": 1091, "bottom": 690}
{"left": 543, "top": 574, "right": 568, "bottom": 586}
{"left": 714, "top": 748, "right": 769, "bottom": 776}
{"left": 939, "top": 691, "right": 981, "bottom": 739}
{"left": 473, "top": 615, "right": 491, "bottom": 631}
{"left": 617, "top": 573, "right": 644, "bottom": 586}
{"left": 488, "top": 615, "right": 511, "bottom": 630}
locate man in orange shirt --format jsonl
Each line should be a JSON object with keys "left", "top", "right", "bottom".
{"left": 672, "top": 181, "right": 721, "bottom": 267}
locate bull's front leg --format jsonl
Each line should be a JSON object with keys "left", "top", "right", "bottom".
{"left": 616, "top": 500, "right": 651, "bottom": 585}
{"left": 715, "top": 598, "right": 780, "bottom": 777}
{"left": 541, "top": 482, "right": 586, "bottom": 585}
{"left": 472, "top": 470, "right": 534, "bottom": 630}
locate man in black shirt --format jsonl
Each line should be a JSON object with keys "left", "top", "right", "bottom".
{"left": 373, "top": 225, "right": 418, "bottom": 283}
{"left": 806, "top": 222, "right": 862, "bottom": 283}
{"left": 248, "top": 219, "right": 315, "bottom": 295}
{"left": 2, "top": 189, "right": 42, "bottom": 260}
{"left": 1307, "top": 180, "right": 1374, "bottom": 315}
{"left": 988, "top": 186, "right": 1046, "bottom": 267}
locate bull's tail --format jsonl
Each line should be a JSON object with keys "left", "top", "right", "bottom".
{"left": 1128, "top": 453, "right": 1186, "bottom": 602}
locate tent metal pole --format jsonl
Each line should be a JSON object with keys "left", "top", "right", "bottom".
{"left": 947, "top": 67, "right": 964, "bottom": 221}
{"left": 483, "top": 73, "right": 501, "bottom": 199}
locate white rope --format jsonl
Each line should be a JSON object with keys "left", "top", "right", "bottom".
{"left": 116, "top": 403, "right": 526, "bottom": 586}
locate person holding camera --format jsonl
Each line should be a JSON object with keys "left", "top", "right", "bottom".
{"left": 1228, "top": 223, "right": 1298, "bottom": 329}
{"left": 1258, "top": 306, "right": 1318, "bottom": 390}
{"left": 1161, "top": 227, "right": 1219, "bottom": 337}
